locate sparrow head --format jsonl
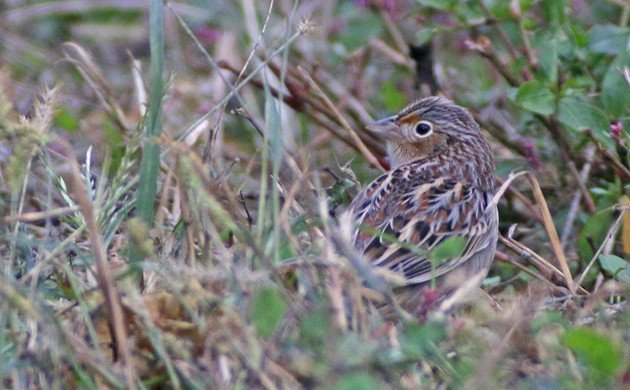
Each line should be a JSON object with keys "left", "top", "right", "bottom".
{"left": 367, "top": 96, "right": 483, "bottom": 167}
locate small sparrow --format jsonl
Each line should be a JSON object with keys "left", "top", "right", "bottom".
{"left": 345, "top": 96, "right": 498, "bottom": 314}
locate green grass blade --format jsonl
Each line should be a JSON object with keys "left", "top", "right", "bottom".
{"left": 131, "top": 0, "right": 165, "bottom": 279}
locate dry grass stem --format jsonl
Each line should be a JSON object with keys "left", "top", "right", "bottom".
{"left": 3, "top": 206, "right": 79, "bottom": 223}
{"left": 62, "top": 42, "right": 131, "bottom": 132}
{"left": 57, "top": 139, "right": 136, "bottom": 388}
{"left": 297, "top": 66, "right": 387, "bottom": 171}
{"left": 526, "top": 173, "right": 576, "bottom": 295}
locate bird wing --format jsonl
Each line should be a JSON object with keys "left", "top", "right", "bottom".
{"left": 347, "top": 161, "right": 498, "bottom": 286}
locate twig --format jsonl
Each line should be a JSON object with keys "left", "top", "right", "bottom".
{"left": 494, "top": 250, "right": 551, "bottom": 284}
{"left": 369, "top": 39, "right": 414, "bottom": 69}
{"left": 465, "top": 37, "right": 520, "bottom": 87}
{"left": 515, "top": 16, "right": 537, "bottom": 77}
{"left": 526, "top": 173, "right": 576, "bottom": 295}
{"left": 477, "top": 2, "right": 521, "bottom": 64}
{"left": 236, "top": 0, "right": 275, "bottom": 84}
{"left": 538, "top": 116, "right": 582, "bottom": 166}
{"left": 232, "top": 107, "right": 265, "bottom": 137}
{"left": 3, "top": 206, "right": 79, "bottom": 223}
{"left": 327, "top": 268, "right": 348, "bottom": 330}
{"left": 575, "top": 209, "right": 625, "bottom": 287}
{"left": 297, "top": 66, "right": 387, "bottom": 171}
{"left": 561, "top": 146, "right": 596, "bottom": 246}
{"left": 377, "top": 9, "right": 409, "bottom": 57}
{"left": 220, "top": 61, "right": 375, "bottom": 155}
{"left": 500, "top": 234, "right": 585, "bottom": 294}
{"left": 585, "top": 130, "right": 630, "bottom": 180}
{"left": 489, "top": 171, "right": 583, "bottom": 294}
{"left": 566, "top": 159, "right": 597, "bottom": 213}
{"left": 62, "top": 42, "right": 131, "bottom": 132}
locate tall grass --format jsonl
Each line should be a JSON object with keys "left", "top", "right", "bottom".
{"left": 0, "top": 0, "right": 628, "bottom": 388}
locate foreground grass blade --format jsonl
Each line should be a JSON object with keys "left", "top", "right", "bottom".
{"left": 131, "top": 0, "right": 165, "bottom": 282}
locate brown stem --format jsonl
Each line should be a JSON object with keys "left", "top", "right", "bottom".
{"left": 58, "top": 139, "right": 136, "bottom": 388}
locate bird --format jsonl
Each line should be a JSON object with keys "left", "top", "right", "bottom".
{"left": 344, "top": 96, "right": 498, "bottom": 316}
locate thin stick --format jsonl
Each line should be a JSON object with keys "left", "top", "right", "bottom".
{"left": 495, "top": 250, "right": 550, "bottom": 283}
{"left": 3, "top": 206, "right": 79, "bottom": 223}
{"left": 566, "top": 159, "right": 596, "bottom": 213}
{"left": 500, "top": 234, "right": 587, "bottom": 294}
{"left": 561, "top": 147, "right": 596, "bottom": 246}
{"left": 526, "top": 173, "right": 576, "bottom": 294}
{"left": 575, "top": 209, "right": 625, "bottom": 286}
{"left": 298, "top": 66, "right": 387, "bottom": 171}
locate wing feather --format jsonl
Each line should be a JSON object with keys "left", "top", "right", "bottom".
{"left": 346, "top": 161, "right": 498, "bottom": 286}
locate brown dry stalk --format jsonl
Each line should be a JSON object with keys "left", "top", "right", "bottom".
{"left": 3, "top": 206, "right": 79, "bottom": 223}
{"left": 62, "top": 42, "right": 131, "bottom": 132}
{"left": 297, "top": 66, "right": 387, "bottom": 171}
{"left": 220, "top": 59, "right": 388, "bottom": 163}
{"left": 261, "top": 55, "right": 386, "bottom": 155}
{"left": 494, "top": 176, "right": 544, "bottom": 224}
{"left": 585, "top": 130, "right": 630, "bottom": 180}
{"left": 526, "top": 173, "right": 576, "bottom": 295}
{"left": 495, "top": 250, "right": 552, "bottom": 284}
{"left": 57, "top": 139, "right": 136, "bottom": 388}
{"left": 566, "top": 159, "right": 597, "bottom": 214}
{"left": 369, "top": 38, "right": 414, "bottom": 69}
{"left": 490, "top": 171, "right": 582, "bottom": 294}
{"left": 499, "top": 235, "right": 586, "bottom": 295}
{"left": 465, "top": 37, "right": 520, "bottom": 87}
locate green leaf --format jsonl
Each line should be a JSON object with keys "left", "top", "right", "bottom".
{"left": 531, "top": 310, "right": 567, "bottom": 333}
{"left": 487, "top": 1, "right": 511, "bottom": 19}
{"left": 454, "top": 4, "right": 485, "bottom": 24}
{"left": 563, "top": 328, "right": 622, "bottom": 376}
{"left": 298, "top": 305, "right": 331, "bottom": 348}
{"left": 338, "top": 13, "right": 382, "bottom": 51}
{"left": 588, "top": 25, "right": 630, "bottom": 54}
{"left": 598, "top": 254, "right": 630, "bottom": 283}
{"left": 401, "top": 321, "right": 447, "bottom": 358}
{"left": 54, "top": 108, "right": 79, "bottom": 132}
{"left": 415, "top": 0, "right": 458, "bottom": 10}
{"left": 578, "top": 210, "right": 614, "bottom": 263}
{"left": 601, "top": 49, "right": 630, "bottom": 118}
{"left": 533, "top": 30, "right": 560, "bottom": 84}
{"left": 557, "top": 95, "right": 611, "bottom": 146}
{"left": 251, "top": 288, "right": 286, "bottom": 338}
{"left": 513, "top": 81, "right": 555, "bottom": 115}
{"left": 334, "top": 372, "right": 379, "bottom": 390}
{"left": 540, "top": 0, "right": 566, "bottom": 24}
{"left": 429, "top": 236, "right": 467, "bottom": 265}
{"left": 415, "top": 28, "right": 437, "bottom": 46}
{"left": 381, "top": 79, "right": 406, "bottom": 112}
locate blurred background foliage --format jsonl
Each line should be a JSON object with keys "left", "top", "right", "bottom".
{"left": 0, "top": 0, "right": 628, "bottom": 388}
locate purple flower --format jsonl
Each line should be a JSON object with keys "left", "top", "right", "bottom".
{"left": 195, "top": 27, "right": 221, "bottom": 45}
{"left": 521, "top": 138, "right": 541, "bottom": 170}
{"left": 610, "top": 122, "right": 623, "bottom": 142}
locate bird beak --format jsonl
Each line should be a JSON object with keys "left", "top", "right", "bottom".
{"left": 366, "top": 115, "right": 399, "bottom": 141}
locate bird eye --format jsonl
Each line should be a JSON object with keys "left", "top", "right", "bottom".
{"left": 414, "top": 121, "right": 433, "bottom": 137}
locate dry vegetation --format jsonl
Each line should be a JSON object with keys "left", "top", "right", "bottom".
{"left": 0, "top": 0, "right": 628, "bottom": 388}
